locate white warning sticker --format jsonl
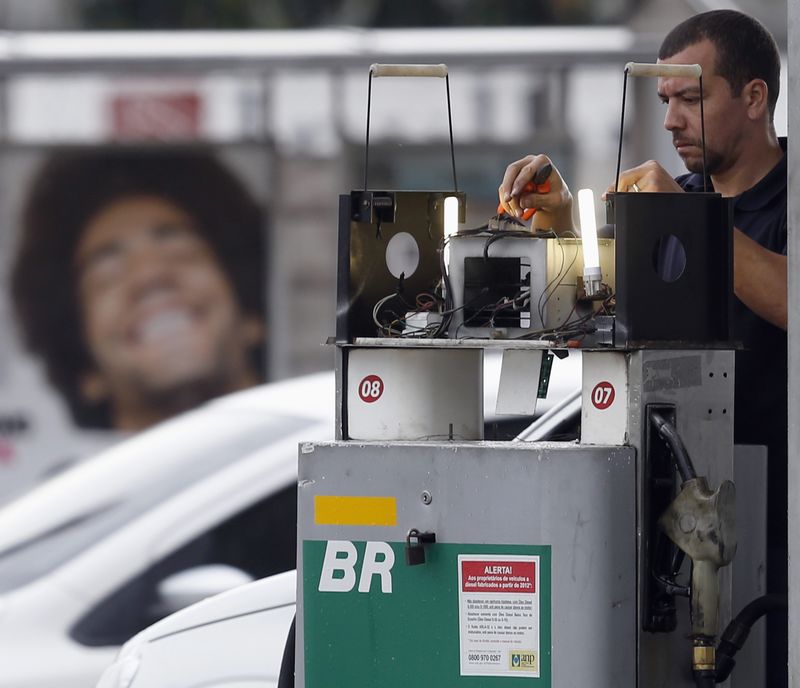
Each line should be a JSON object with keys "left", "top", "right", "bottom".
{"left": 458, "top": 554, "right": 540, "bottom": 677}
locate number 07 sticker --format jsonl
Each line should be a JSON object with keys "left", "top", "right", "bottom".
{"left": 591, "top": 381, "right": 615, "bottom": 410}
{"left": 358, "top": 375, "right": 384, "bottom": 403}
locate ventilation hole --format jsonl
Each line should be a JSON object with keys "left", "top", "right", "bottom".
{"left": 652, "top": 234, "right": 686, "bottom": 283}
{"left": 385, "top": 232, "right": 419, "bottom": 279}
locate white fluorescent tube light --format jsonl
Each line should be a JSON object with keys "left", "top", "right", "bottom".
{"left": 443, "top": 195, "right": 459, "bottom": 238}
{"left": 577, "top": 188, "right": 602, "bottom": 296}
{"left": 443, "top": 195, "right": 459, "bottom": 268}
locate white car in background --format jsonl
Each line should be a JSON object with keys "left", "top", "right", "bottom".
{"left": 97, "top": 570, "right": 297, "bottom": 688}
{"left": 94, "top": 382, "right": 583, "bottom": 688}
{"left": 0, "top": 352, "right": 581, "bottom": 688}
{"left": 0, "top": 373, "right": 333, "bottom": 688}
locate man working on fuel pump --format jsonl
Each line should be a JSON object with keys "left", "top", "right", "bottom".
{"left": 499, "top": 9, "right": 787, "bottom": 685}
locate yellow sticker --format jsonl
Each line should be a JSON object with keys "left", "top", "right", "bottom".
{"left": 314, "top": 495, "right": 397, "bottom": 526}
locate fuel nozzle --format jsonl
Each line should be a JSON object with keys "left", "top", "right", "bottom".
{"left": 650, "top": 411, "right": 736, "bottom": 685}
{"left": 658, "top": 469, "right": 737, "bottom": 639}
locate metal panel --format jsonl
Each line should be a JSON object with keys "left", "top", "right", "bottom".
{"left": 731, "top": 444, "right": 768, "bottom": 688}
{"left": 495, "top": 348, "right": 543, "bottom": 415}
{"left": 582, "top": 350, "right": 630, "bottom": 445}
{"left": 628, "top": 350, "right": 735, "bottom": 484}
{"left": 345, "top": 347, "right": 483, "bottom": 441}
{"left": 297, "top": 441, "right": 637, "bottom": 688}
{"left": 629, "top": 349, "right": 736, "bottom": 687}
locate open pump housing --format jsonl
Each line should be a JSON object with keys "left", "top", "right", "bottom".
{"left": 294, "top": 61, "right": 768, "bottom": 688}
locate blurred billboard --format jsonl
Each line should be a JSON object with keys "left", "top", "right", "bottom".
{"left": 0, "top": 25, "right": 787, "bottom": 502}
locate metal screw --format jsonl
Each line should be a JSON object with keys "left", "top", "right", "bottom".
{"left": 421, "top": 490, "right": 432, "bottom": 505}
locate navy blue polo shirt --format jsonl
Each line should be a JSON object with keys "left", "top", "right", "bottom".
{"left": 678, "top": 137, "right": 788, "bottom": 549}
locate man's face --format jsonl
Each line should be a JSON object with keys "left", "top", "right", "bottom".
{"left": 74, "top": 195, "right": 261, "bottom": 426}
{"left": 657, "top": 39, "right": 748, "bottom": 175}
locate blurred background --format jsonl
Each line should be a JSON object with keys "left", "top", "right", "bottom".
{"left": 0, "top": 0, "right": 788, "bottom": 502}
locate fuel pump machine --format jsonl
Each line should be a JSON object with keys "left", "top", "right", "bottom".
{"left": 293, "top": 63, "right": 768, "bottom": 687}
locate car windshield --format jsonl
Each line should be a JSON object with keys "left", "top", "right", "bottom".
{"left": 0, "top": 413, "right": 314, "bottom": 593}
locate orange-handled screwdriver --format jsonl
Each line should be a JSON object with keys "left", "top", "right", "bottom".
{"left": 498, "top": 162, "right": 552, "bottom": 220}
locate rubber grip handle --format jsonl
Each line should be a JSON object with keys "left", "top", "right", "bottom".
{"left": 370, "top": 63, "right": 448, "bottom": 78}
{"left": 624, "top": 62, "right": 702, "bottom": 79}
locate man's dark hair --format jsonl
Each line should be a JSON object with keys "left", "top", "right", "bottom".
{"left": 659, "top": 9, "right": 781, "bottom": 121}
{"left": 11, "top": 147, "right": 267, "bottom": 428}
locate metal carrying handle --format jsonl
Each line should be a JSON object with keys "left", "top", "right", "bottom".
{"left": 370, "top": 63, "right": 448, "bottom": 78}
{"left": 364, "top": 63, "right": 457, "bottom": 193}
{"left": 614, "top": 62, "right": 708, "bottom": 193}
{"left": 624, "top": 62, "right": 702, "bottom": 79}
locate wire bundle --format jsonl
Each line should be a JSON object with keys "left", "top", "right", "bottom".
{"left": 371, "top": 217, "right": 614, "bottom": 343}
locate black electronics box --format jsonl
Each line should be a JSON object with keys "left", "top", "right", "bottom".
{"left": 608, "top": 191, "right": 733, "bottom": 347}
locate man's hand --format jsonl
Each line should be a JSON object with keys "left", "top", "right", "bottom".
{"left": 604, "top": 160, "right": 683, "bottom": 197}
{"left": 498, "top": 154, "right": 575, "bottom": 232}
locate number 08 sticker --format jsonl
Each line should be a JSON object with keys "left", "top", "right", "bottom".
{"left": 591, "top": 381, "right": 615, "bottom": 410}
{"left": 358, "top": 375, "right": 384, "bottom": 403}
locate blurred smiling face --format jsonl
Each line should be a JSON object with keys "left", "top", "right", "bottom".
{"left": 74, "top": 195, "right": 262, "bottom": 428}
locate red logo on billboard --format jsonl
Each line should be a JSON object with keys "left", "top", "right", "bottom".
{"left": 0, "top": 439, "right": 15, "bottom": 465}
{"left": 591, "top": 381, "right": 615, "bottom": 410}
{"left": 111, "top": 92, "right": 202, "bottom": 141}
{"left": 358, "top": 375, "right": 384, "bottom": 403}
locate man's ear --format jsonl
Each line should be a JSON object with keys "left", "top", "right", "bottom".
{"left": 79, "top": 370, "right": 110, "bottom": 404}
{"left": 743, "top": 79, "right": 769, "bottom": 120}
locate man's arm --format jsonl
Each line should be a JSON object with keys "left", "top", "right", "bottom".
{"left": 733, "top": 229, "right": 787, "bottom": 330}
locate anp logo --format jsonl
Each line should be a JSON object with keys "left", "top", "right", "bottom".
{"left": 509, "top": 652, "right": 537, "bottom": 671}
